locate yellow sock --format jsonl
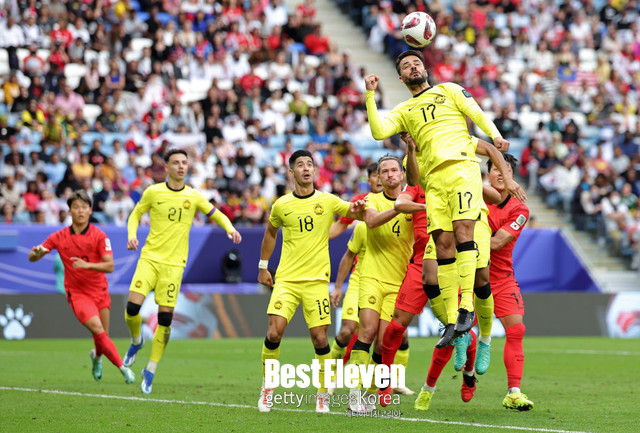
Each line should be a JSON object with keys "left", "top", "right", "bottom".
{"left": 261, "top": 342, "right": 280, "bottom": 380}
{"left": 125, "top": 311, "right": 142, "bottom": 341}
{"left": 395, "top": 346, "right": 409, "bottom": 386}
{"left": 149, "top": 324, "right": 170, "bottom": 363}
{"left": 456, "top": 247, "right": 477, "bottom": 312}
{"left": 428, "top": 294, "right": 448, "bottom": 326}
{"left": 438, "top": 261, "right": 459, "bottom": 324}
{"left": 474, "top": 293, "right": 494, "bottom": 338}
{"left": 348, "top": 348, "right": 370, "bottom": 388}
{"left": 316, "top": 350, "right": 332, "bottom": 393}
{"left": 367, "top": 353, "right": 380, "bottom": 394}
{"left": 330, "top": 339, "right": 347, "bottom": 360}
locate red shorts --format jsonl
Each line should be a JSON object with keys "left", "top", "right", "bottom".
{"left": 66, "top": 289, "right": 111, "bottom": 324}
{"left": 395, "top": 261, "right": 428, "bottom": 315}
{"left": 491, "top": 281, "right": 525, "bottom": 318}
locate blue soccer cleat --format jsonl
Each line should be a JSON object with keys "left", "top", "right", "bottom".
{"left": 141, "top": 368, "right": 154, "bottom": 394}
{"left": 90, "top": 349, "right": 102, "bottom": 381}
{"left": 453, "top": 333, "right": 471, "bottom": 371}
{"left": 123, "top": 338, "right": 144, "bottom": 368}
{"left": 475, "top": 341, "right": 491, "bottom": 375}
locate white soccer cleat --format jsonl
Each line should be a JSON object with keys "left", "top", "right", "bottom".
{"left": 316, "top": 392, "right": 330, "bottom": 413}
{"left": 394, "top": 385, "right": 416, "bottom": 395}
{"left": 258, "top": 381, "right": 274, "bottom": 413}
{"left": 348, "top": 388, "right": 371, "bottom": 414}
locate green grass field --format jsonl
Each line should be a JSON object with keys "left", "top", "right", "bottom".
{"left": 1, "top": 337, "right": 638, "bottom": 432}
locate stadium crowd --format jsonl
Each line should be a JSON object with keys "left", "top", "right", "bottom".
{"left": 1, "top": 0, "right": 640, "bottom": 268}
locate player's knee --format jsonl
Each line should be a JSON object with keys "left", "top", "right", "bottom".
{"left": 126, "top": 302, "right": 141, "bottom": 317}
{"left": 157, "top": 312, "right": 173, "bottom": 327}
{"left": 339, "top": 321, "right": 356, "bottom": 339}
{"left": 473, "top": 283, "right": 492, "bottom": 300}
{"left": 505, "top": 323, "right": 525, "bottom": 340}
{"left": 266, "top": 329, "right": 283, "bottom": 344}
{"left": 423, "top": 284, "right": 441, "bottom": 299}
{"left": 311, "top": 334, "right": 328, "bottom": 348}
{"left": 455, "top": 240, "right": 476, "bottom": 253}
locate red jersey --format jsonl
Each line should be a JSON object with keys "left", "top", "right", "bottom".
{"left": 487, "top": 195, "right": 529, "bottom": 285}
{"left": 401, "top": 185, "right": 429, "bottom": 261}
{"left": 42, "top": 224, "right": 113, "bottom": 295}
{"left": 339, "top": 192, "right": 368, "bottom": 225}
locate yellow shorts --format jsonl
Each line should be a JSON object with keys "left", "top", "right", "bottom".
{"left": 129, "top": 258, "right": 185, "bottom": 308}
{"left": 341, "top": 274, "right": 360, "bottom": 323}
{"left": 267, "top": 280, "right": 331, "bottom": 329}
{"left": 423, "top": 211, "right": 490, "bottom": 269}
{"left": 425, "top": 160, "right": 484, "bottom": 233}
{"left": 358, "top": 276, "right": 400, "bottom": 323}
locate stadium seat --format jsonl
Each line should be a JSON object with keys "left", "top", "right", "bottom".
{"left": 290, "top": 134, "right": 311, "bottom": 148}
{"left": 36, "top": 49, "right": 50, "bottom": 62}
{"left": 268, "top": 135, "right": 287, "bottom": 149}
{"left": 81, "top": 131, "right": 103, "bottom": 147}
{"left": 518, "top": 111, "right": 541, "bottom": 132}
{"left": 130, "top": 38, "right": 153, "bottom": 53}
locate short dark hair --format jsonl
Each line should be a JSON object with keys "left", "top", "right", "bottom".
{"left": 366, "top": 163, "right": 379, "bottom": 177}
{"left": 487, "top": 153, "right": 518, "bottom": 173}
{"left": 377, "top": 154, "right": 404, "bottom": 172}
{"left": 289, "top": 149, "right": 313, "bottom": 169}
{"left": 164, "top": 148, "right": 188, "bottom": 163}
{"left": 395, "top": 50, "right": 426, "bottom": 75}
{"left": 67, "top": 190, "right": 92, "bottom": 208}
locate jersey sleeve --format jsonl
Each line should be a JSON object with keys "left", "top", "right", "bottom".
{"left": 41, "top": 232, "right": 58, "bottom": 252}
{"left": 366, "top": 91, "right": 405, "bottom": 140}
{"left": 269, "top": 199, "right": 282, "bottom": 228}
{"left": 195, "top": 190, "right": 215, "bottom": 215}
{"left": 332, "top": 195, "right": 351, "bottom": 217}
{"left": 446, "top": 83, "right": 501, "bottom": 140}
{"left": 127, "top": 186, "right": 153, "bottom": 239}
{"left": 97, "top": 230, "right": 113, "bottom": 256}
{"left": 347, "top": 223, "right": 365, "bottom": 254}
{"left": 501, "top": 203, "right": 529, "bottom": 239}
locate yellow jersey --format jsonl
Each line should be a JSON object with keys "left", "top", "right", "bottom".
{"left": 360, "top": 192, "right": 414, "bottom": 285}
{"left": 346, "top": 221, "right": 367, "bottom": 285}
{"left": 128, "top": 182, "right": 218, "bottom": 267}
{"left": 269, "top": 189, "right": 351, "bottom": 283}
{"left": 367, "top": 82, "right": 501, "bottom": 176}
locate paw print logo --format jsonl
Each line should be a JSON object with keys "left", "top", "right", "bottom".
{"left": 0, "top": 305, "right": 33, "bottom": 340}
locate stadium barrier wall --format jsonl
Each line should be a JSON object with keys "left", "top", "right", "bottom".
{"left": 0, "top": 226, "right": 599, "bottom": 294}
{"left": 1, "top": 292, "right": 639, "bottom": 340}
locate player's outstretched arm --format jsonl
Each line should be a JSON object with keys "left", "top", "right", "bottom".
{"left": 401, "top": 132, "right": 420, "bottom": 187}
{"left": 209, "top": 207, "right": 242, "bottom": 244}
{"left": 28, "top": 245, "right": 50, "bottom": 262}
{"left": 363, "top": 206, "right": 398, "bottom": 229}
{"left": 365, "top": 74, "right": 403, "bottom": 140}
{"left": 258, "top": 222, "right": 278, "bottom": 287}
{"left": 395, "top": 192, "right": 426, "bottom": 214}
{"left": 491, "top": 229, "right": 515, "bottom": 251}
{"left": 71, "top": 254, "right": 115, "bottom": 273}
{"left": 331, "top": 248, "right": 357, "bottom": 309}
{"left": 483, "top": 184, "right": 502, "bottom": 205}
{"left": 344, "top": 199, "right": 367, "bottom": 221}
{"left": 329, "top": 220, "right": 349, "bottom": 240}
{"left": 476, "top": 138, "right": 527, "bottom": 203}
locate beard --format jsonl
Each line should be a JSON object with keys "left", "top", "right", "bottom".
{"left": 402, "top": 73, "right": 427, "bottom": 86}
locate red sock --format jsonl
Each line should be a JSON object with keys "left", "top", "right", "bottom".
{"left": 504, "top": 323, "right": 525, "bottom": 389}
{"left": 381, "top": 320, "right": 406, "bottom": 367}
{"left": 426, "top": 345, "right": 453, "bottom": 387}
{"left": 464, "top": 330, "right": 477, "bottom": 372}
{"left": 343, "top": 332, "right": 359, "bottom": 363}
{"left": 93, "top": 331, "right": 124, "bottom": 368}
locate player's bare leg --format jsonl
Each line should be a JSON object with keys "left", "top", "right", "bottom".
{"left": 259, "top": 314, "right": 287, "bottom": 412}
{"left": 452, "top": 219, "right": 477, "bottom": 335}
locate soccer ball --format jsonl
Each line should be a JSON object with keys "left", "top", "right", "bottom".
{"left": 401, "top": 12, "right": 436, "bottom": 48}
